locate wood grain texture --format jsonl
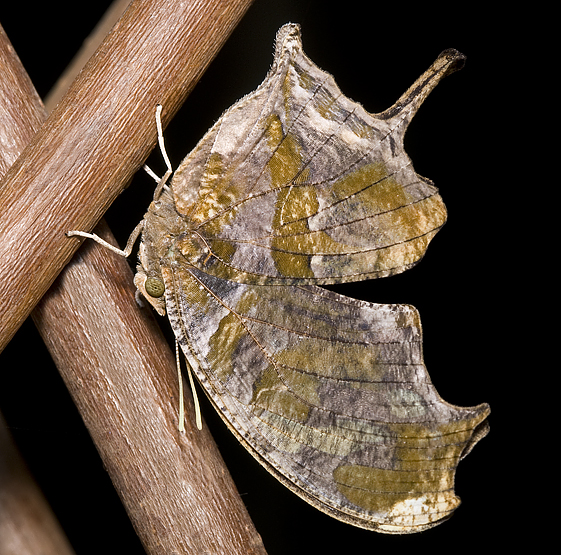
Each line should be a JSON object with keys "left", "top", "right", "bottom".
{"left": 0, "top": 0, "right": 254, "bottom": 352}
{"left": 1, "top": 1, "right": 268, "bottom": 552}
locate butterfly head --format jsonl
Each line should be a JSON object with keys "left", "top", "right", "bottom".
{"left": 134, "top": 240, "right": 167, "bottom": 316}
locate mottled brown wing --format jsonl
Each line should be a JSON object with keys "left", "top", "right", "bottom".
{"left": 131, "top": 24, "right": 489, "bottom": 533}
{"left": 163, "top": 262, "right": 489, "bottom": 533}
{"left": 169, "top": 24, "right": 462, "bottom": 285}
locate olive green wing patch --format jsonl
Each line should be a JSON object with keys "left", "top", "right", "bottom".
{"left": 163, "top": 264, "right": 489, "bottom": 533}
{"left": 170, "top": 25, "right": 459, "bottom": 285}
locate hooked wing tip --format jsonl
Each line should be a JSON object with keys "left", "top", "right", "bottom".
{"left": 437, "top": 48, "right": 467, "bottom": 75}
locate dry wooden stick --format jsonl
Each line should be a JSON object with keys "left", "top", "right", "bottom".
{"left": 0, "top": 0, "right": 268, "bottom": 552}
{"left": 0, "top": 0, "right": 254, "bottom": 352}
{"left": 0, "top": 24, "right": 75, "bottom": 555}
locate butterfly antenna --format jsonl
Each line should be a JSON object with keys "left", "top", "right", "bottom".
{"left": 176, "top": 339, "right": 202, "bottom": 431}
{"left": 175, "top": 340, "right": 185, "bottom": 432}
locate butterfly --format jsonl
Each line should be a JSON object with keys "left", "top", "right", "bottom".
{"left": 71, "top": 24, "right": 489, "bottom": 533}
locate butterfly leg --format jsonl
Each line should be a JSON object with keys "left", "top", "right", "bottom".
{"left": 67, "top": 220, "right": 145, "bottom": 258}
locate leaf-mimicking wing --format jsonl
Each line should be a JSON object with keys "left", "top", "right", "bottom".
{"left": 163, "top": 264, "right": 489, "bottom": 532}
{"left": 134, "top": 24, "right": 490, "bottom": 533}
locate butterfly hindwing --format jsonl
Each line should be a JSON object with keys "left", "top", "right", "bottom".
{"left": 163, "top": 263, "right": 489, "bottom": 532}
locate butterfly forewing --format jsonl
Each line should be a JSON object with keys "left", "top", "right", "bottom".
{"left": 169, "top": 24, "right": 447, "bottom": 285}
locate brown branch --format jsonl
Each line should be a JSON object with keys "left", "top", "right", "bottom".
{"left": 1, "top": 0, "right": 268, "bottom": 552}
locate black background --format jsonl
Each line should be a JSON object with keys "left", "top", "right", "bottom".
{"left": 0, "top": 1, "right": 529, "bottom": 553}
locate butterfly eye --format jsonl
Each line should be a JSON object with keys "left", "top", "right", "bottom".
{"left": 145, "top": 277, "right": 165, "bottom": 298}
